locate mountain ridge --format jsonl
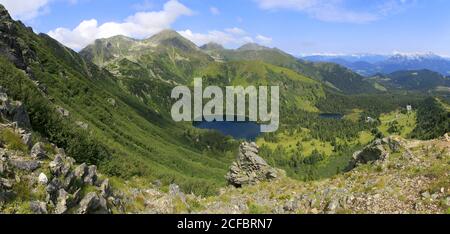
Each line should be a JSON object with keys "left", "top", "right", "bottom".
{"left": 302, "top": 53, "right": 450, "bottom": 76}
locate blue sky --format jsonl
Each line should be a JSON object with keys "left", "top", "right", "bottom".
{"left": 1, "top": 0, "right": 449, "bottom": 56}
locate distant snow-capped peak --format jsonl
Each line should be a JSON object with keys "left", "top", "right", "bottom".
{"left": 390, "top": 51, "right": 442, "bottom": 60}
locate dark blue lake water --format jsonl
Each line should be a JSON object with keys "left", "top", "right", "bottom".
{"left": 319, "top": 113, "right": 344, "bottom": 119}
{"left": 193, "top": 117, "right": 261, "bottom": 140}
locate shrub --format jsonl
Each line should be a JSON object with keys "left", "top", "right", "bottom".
{"left": 0, "top": 129, "right": 28, "bottom": 153}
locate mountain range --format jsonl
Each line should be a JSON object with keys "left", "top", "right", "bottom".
{"left": 302, "top": 53, "right": 450, "bottom": 76}
{"left": 0, "top": 3, "right": 449, "bottom": 214}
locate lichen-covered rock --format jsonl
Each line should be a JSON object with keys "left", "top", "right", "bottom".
{"left": 56, "top": 107, "right": 70, "bottom": 117}
{"left": 46, "top": 178, "right": 62, "bottom": 203}
{"left": 77, "top": 192, "right": 109, "bottom": 214}
{"left": 8, "top": 159, "right": 40, "bottom": 171}
{"left": 30, "top": 142, "right": 46, "bottom": 159}
{"left": 29, "top": 201, "right": 47, "bottom": 214}
{"left": 49, "top": 153, "right": 74, "bottom": 177}
{"left": 38, "top": 172, "right": 48, "bottom": 185}
{"left": 226, "top": 142, "right": 278, "bottom": 187}
{"left": 55, "top": 189, "right": 69, "bottom": 214}
{"left": 84, "top": 165, "right": 97, "bottom": 185}
{"left": 100, "top": 179, "right": 111, "bottom": 198}
{"left": 346, "top": 137, "right": 402, "bottom": 170}
{"left": 74, "top": 163, "right": 87, "bottom": 180}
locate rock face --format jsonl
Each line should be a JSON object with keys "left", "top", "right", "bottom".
{"left": 347, "top": 137, "right": 402, "bottom": 170}
{"left": 0, "top": 5, "right": 37, "bottom": 74}
{"left": 226, "top": 142, "right": 278, "bottom": 187}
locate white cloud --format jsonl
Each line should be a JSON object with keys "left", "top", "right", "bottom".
{"left": 48, "top": 0, "right": 192, "bottom": 50}
{"left": 0, "top": 0, "right": 51, "bottom": 20}
{"left": 256, "top": 35, "right": 272, "bottom": 45}
{"left": 225, "top": 27, "right": 246, "bottom": 35}
{"left": 253, "top": 0, "right": 415, "bottom": 23}
{"left": 209, "top": 6, "right": 220, "bottom": 15}
{"left": 178, "top": 28, "right": 254, "bottom": 47}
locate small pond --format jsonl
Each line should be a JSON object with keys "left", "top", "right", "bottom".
{"left": 319, "top": 113, "right": 344, "bottom": 120}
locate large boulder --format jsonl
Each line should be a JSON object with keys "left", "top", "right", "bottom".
{"left": 347, "top": 137, "right": 402, "bottom": 170}
{"left": 226, "top": 142, "right": 278, "bottom": 187}
{"left": 77, "top": 192, "right": 109, "bottom": 214}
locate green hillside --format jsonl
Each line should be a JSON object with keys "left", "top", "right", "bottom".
{"left": 0, "top": 6, "right": 236, "bottom": 195}
{"left": 201, "top": 43, "right": 378, "bottom": 94}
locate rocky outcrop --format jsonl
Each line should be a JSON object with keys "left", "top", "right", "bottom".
{"left": 0, "top": 93, "right": 121, "bottom": 214}
{"left": 0, "top": 88, "right": 31, "bottom": 129}
{"left": 31, "top": 143, "right": 47, "bottom": 159}
{"left": 77, "top": 192, "right": 109, "bottom": 214}
{"left": 346, "top": 137, "right": 402, "bottom": 170}
{"left": 226, "top": 142, "right": 278, "bottom": 187}
{"left": 0, "top": 5, "right": 37, "bottom": 77}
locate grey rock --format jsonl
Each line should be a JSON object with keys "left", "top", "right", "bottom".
{"left": 77, "top": 192, "right": 109, "bottom": 214}
{"left": 346, "top": 137, "right": 397, "bottom": 170}
{"left": 21, "top": 133, "right": 32, "bottom": 149}
{"left": 30, "top": 142, "right": 46, "bottom": 159}
{"left": 74, "top": 163, "right": 87, "bottom": 180}
{"left": 55, "top": 189, "right": 69, "bottom": 214}
{"left": 0, "top": 178, "right": 13, "bottom": 189}
{"left": 83, "top": 165, "right": 97, "bottom": 185}
{"left": 0, "top": 92, "right": 31, "bottom": 129}
{"left": 226, "top": 142, "right": 278, "bottom": 187}
{"left": 9, "top": 159, "right": 40, "bottom": 171}
{"left": 38, "top": 173, "right": 48, "bottom": 185}
{"left": 46, "top": 178, "right": 62, "bottom": 203}
{"left": 49, "top": 154, "right": 64, "bottom": 176}
{"left": 421, "top": 191, "right": 431, "bottom": 199}
{"left": 326, "top": 199, "right": 340, "bottom": 214}
{"left": 100, "top": 179, "right": 111, "bottom": 198}
{"left": 63, "top": 171, "right": 75, "bottom": 190}
{"left": 283, "top": 200, "right": 299, "bottom": 212}
{"left": 68, "top": 188, "right": 83, "bottom": 208}
{"left": 169, "top": 183, "right": 188, "bottom": 208}
{"left": 76, "top": 121, "right": 88, "bottom": 130}
{"left": 56, "top": 107, "right": 70, "bottom": 117}
{"left": 29, "top": 201, "right": 47, "bottom": 214}
{"left": 49, "top": 154, "right": 73, "bottom": 177}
